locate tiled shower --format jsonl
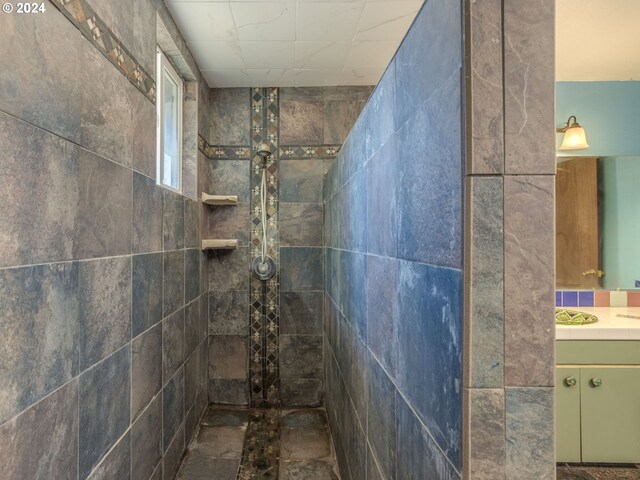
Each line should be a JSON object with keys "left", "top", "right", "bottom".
{"left": 205, "top": 86, "right": 371, "bottom": 409}
{"left": 0, "top": 0, "right": 556, "bottom": 479}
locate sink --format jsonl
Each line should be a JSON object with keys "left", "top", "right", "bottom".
{"left": 556, "top": 308, "right": 598, "bottom": 325}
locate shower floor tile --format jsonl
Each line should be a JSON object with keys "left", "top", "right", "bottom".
{"left": 176, "top": 406, "right": 340, "bottom": 480}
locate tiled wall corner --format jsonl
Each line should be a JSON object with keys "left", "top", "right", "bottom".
{"left": 505, "top": 387, "right": 555, "bottom": 479}
{"left": 464, "top": 0, "right": 556, "bottom": 478}
{"left": 465, "top": 0, "right": 504, "bottom": 174}
{"left": 503, "top": 0, "right": 556, "bottom": 175}
{"left": 463, "top": 388, "right": 506, "bottom": 480}
{"left": 465, "top": 176, "right": 504, "bottom": 388}
{"left": 504, "top": 175, "right": 555, "bottom": 387}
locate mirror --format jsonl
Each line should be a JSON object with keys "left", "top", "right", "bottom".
{"left": 556, "top": 156, "right": 640, "bottom": 290}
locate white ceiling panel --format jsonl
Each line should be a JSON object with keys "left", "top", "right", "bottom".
{"left": 202, "top": 69, "right": 286, "bottom": 88}
{"left": 341, "top": 68, "right": 385, "bottom": 85}
{"left": 295, "top": 41, "right": 351, "bottom": 69}
{"left": 166, "top": 2, "right": 237, "bottom": 42}
{"left": 231, "top": 3, "right": 296, "bottom": 41}
{"left": 345, "top": 41, "right": 399, "bottom": 69}
{"left": 355, "top": 2, "right": 422, "bottom": 41}
{"left": 296, "top": 3, "right": 364, "bottom": 41}
{"left": 165, "top": 0, "right": 425, "bottom": 87}
{"left": 187, "top": 41, "right": 245, "bottom": 70}
{"left": 238, "top": 42, "right": 295, "bottom": 69}
{"left": 279, "top": 69, "right": 345, "bottom": 86}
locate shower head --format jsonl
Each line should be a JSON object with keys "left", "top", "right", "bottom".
{"left": 256, "top": 143, "right": 272, "bottom": 159}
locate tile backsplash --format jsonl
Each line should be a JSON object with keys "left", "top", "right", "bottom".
{"left": 556, "top": 289, "right": 640, "bottom": 307}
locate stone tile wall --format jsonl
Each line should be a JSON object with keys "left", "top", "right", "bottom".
{"left": 324, "top": 1, "right": 465, "bottom": 478}
{"left": 463, "top": 0, "right": 555, "bottom": 478}
{"left": 206, "top": 86, "right": 371, "bottom": 407}
{"left": 0, "top": 3, "right": 211, "bottom": 479}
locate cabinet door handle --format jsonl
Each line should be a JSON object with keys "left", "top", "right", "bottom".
{"left": 563, "top": 376, "right": 577, "bottom": 387}
{"left": 589, "top": 377, "right": 603, "bottom": 388}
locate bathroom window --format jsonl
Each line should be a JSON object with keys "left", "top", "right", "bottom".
{"left": 156, "top": 48, "right": 183, "bottom": 192}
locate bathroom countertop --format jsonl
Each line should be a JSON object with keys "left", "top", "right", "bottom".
{"left": 556, "top": 307, "right": 640, "bottom": 340}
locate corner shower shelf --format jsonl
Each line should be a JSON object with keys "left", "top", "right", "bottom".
{"left": 202, "top": 193, "right": 238, "bottom": 206}
{"left": 201, "top": 239, "right": 238, "bottom": 251}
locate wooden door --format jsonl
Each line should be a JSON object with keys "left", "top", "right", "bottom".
{"left": 556, "top": 157, "right": 601, "bottom": 288}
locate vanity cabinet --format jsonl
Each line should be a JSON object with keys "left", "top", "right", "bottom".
{"left": 556, "top": 341, "right": 640, "bottom": 463}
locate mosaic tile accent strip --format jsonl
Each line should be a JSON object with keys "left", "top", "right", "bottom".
{"left": 249, "top": 87, "right": 281, "bottom": 408}
{"left": 198, "top": 135, "right": 252, "bottom": 160}
{"left": 279, "top": 145, "right": 341, "bottom": 159}
{"left": 50, "top": 0, "right": 155, "bottom": 103}
{"left": 237, "top": 409, "right": 280, "bottom": 479}
{"left": 556, "top": 289, "right": 640, "bottom": 307}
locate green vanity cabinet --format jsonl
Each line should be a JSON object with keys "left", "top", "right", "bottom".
{"left": 556, "top": 367, "right": 582, "bottom": 462}
{"left": 556, "top": 341, "right": 640, "bottom": 463}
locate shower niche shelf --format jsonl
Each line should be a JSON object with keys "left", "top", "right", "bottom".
{"left": 201, "top": 239, "right": 238, "bottom": 251}
{"left": 201, "top": 193, "right": 238, "bottom": 206}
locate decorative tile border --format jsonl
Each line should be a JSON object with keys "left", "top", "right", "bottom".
{"left": 50, "top": 0, "right": 156, "bottom": 103}
{"left": 249, "top": 87, "right": 280, "bottom": 409}
{"left": 198, "top": 135, "right": 252, "bottom": 160}
{"left": 556, "top": 289, "right": 640, "bottom": 308}
{"left": 279, "top": 145, "right": 341, "bottom": 159}
{"left": 237, "top": 409, "right": 280, "bottom": 479}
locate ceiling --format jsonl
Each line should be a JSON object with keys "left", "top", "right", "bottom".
{"left": 557, "top": 0, "right": 640, "bottom": 81}
{"left": 165, "top": 0, "right": 423, "bottom": 87}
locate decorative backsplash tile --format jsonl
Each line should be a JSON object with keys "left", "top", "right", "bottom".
{"left": 629, "top": 292, "right": 640, "bottom": 307}
{"left": 249, "top": 87, "right": 280, "bottom": 408}
{"left": 51, "top": 0, "right": 155, "bottom": 103}
{"left": 556, "top": 289, "right": 640, "bottom": 308}
{"left": 197, "top": 134, "right": 251, "bottom": 160}
{"left": 578, "top": 291, "right": 594, "bottom": 307}
{"left": 278, "top": 145, "right": 340, "bottom": 159}
{"left": 594, "top": 290, "right": 610, "bottom": 307}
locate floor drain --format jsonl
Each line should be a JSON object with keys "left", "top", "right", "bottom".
{"left": 252, "top": 457, "right": 270, "bottom": 470}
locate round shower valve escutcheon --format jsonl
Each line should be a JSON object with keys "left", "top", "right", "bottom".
{"left": 251, "top": 256, "right": 277, "bottom": 281}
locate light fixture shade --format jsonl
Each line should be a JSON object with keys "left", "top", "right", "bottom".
{"left": 559, "top": 125, "right": 589, "bottom": 150}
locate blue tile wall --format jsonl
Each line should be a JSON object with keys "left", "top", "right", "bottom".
{"left": 397, "top": 71, "right": 463, "bottom": 268}
{"left": 0, "top": 2, "right": 210, "bottom": 477}
{"left": 397, "top": 261, "right": 462, "bottom": 467}
{"left": 324, "top": 1, "right": 464, "bottom": 477}
{"left": 394, "top": 0, "right": 462, "bottom": 129}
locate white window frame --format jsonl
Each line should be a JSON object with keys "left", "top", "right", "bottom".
{"left": 156, "top": 47, "right": 183, "bottom": 193}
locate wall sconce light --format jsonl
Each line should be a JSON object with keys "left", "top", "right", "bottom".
{"left": 556, "top": 115, "right": 589, "bottom": 150}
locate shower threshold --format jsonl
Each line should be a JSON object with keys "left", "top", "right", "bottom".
{"left": 176, "top": 406, "right": 340, "bottom": 480}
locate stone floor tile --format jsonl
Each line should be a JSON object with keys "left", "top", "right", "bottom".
{"left": 176, "top": 450, "right": 239, "bottom": 480}
{"left": 194, "top": 426, "right": 246, "bottom": 458}
{"left": 280, "top": 427, "right": 332, "bottom": 461}
{"left": 281, "top": 409, "right": 327, "bottom": 428}
{"left": 201, "top": 407, "right": 250, "bottom": 427}
{"left": 280, "top": 459, "right": 340, "bottom": 480}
